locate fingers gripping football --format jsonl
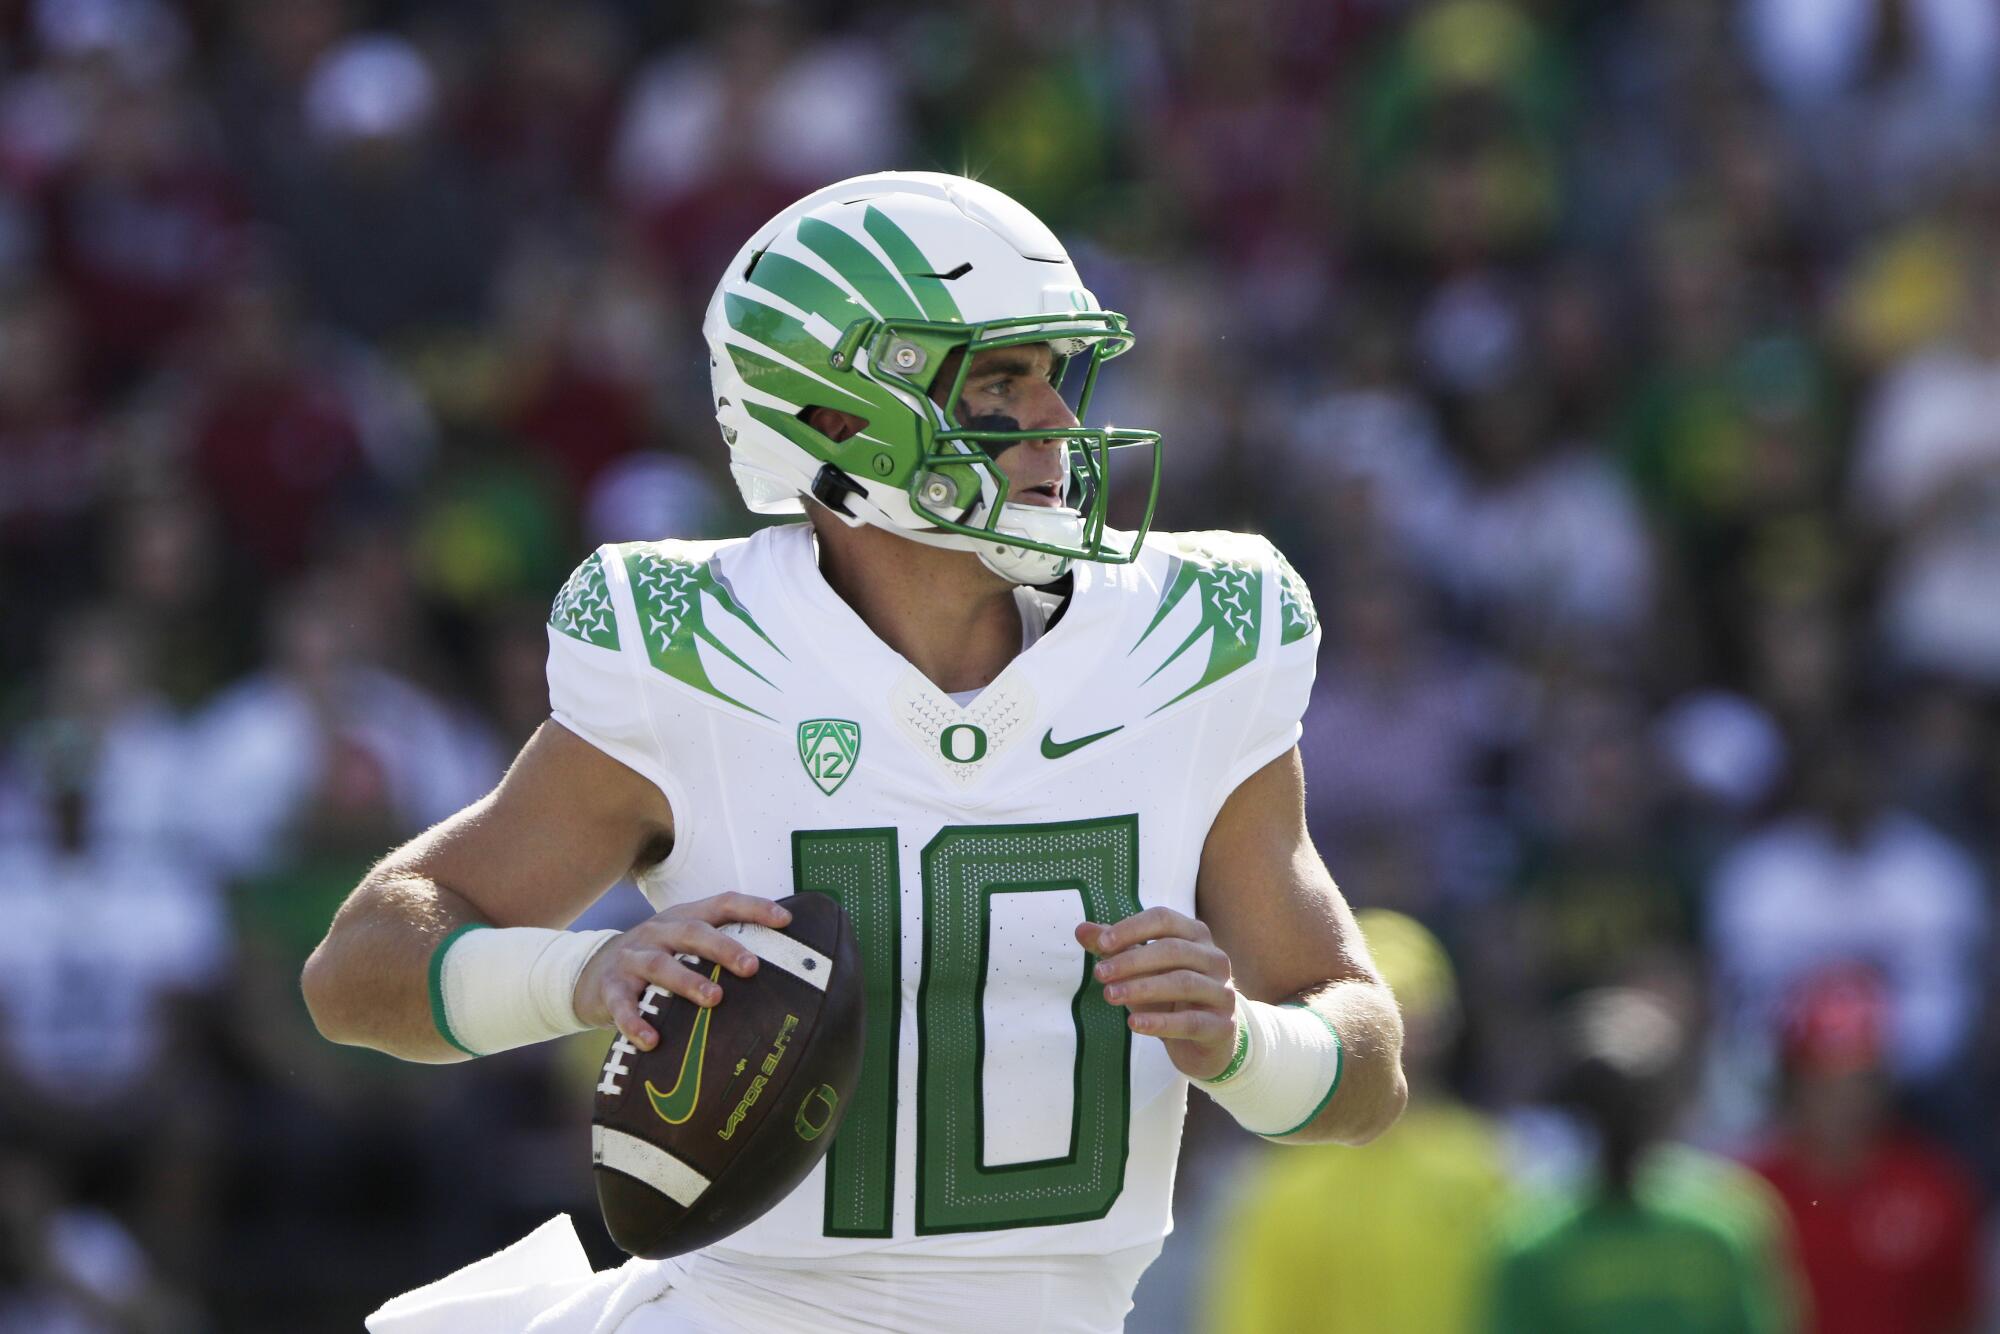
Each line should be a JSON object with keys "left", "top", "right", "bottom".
{"left": 574, "top": 894, "right": 793, "bottom": 1050}
{"left": 1076, "top": 908, "right": 1238, "bottom": 1080}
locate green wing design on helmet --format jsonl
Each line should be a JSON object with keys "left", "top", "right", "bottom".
{"left": 550, "top": 551, "right": 619, "bottom": 651}
{"left": 618, "top": 541, "right": 786, "bottom": 720}
{"left": 722, "top": 283, "right": 914, "bottom": 492}
{"left": 797, "top": 215, "right": 926, "bottom": 321}
{"left": 860, "top": 207, "right": 963, "bottom": 321}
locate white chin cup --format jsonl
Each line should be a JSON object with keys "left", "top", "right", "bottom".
{"left": 973, "top": 503, "right": 1080, "bottom": 585}
{"left": 835, "top": 481, "right": 1081, "bottom": 586}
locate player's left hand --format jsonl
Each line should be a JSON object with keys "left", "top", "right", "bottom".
{"left": 1076, "top": 908, "right": 1237, "bottom": 1081}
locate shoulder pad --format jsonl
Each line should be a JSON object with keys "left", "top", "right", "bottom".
{"left": 550, "top": 550, "right": 621, "bottom": 651}
{"left": 613, "top": 539, "right": 787, "bottom": 719}
{"left": 1128, "top": 530, "right": 1274, "bottom": 714}
{"left": 1271, "top": 544, "right": 1319, "bottom": 647}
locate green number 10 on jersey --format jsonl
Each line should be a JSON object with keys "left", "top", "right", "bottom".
{"left": 794, "top": 816, "right": 1142, "bottom": 1237}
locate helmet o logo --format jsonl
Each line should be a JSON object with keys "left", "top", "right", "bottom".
{"left": 939, "top": 724, "right": 987, "bottom": 764}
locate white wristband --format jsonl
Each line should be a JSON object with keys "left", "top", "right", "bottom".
{"left": 1195, "top": 992, "right": 1344, "bottom": 1138}
{"left": 430, "top": 925, "right": 621, "bottom": 1056}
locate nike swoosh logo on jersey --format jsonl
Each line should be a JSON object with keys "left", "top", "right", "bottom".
{"left": 645, "top": 963, "right": 723, "bottom": 1125}
{"left": 1040, "top": 725, "right": 1124, "bottom": 759}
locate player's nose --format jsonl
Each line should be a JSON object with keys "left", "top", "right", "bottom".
{"left": 1019, "top": 376, "right": 1080, "bottom": 439}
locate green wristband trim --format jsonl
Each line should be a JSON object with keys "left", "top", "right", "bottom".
{"left": 1197, "top": 1006, "right": 1251, "bottom": 1086}
{"left": 1258, "top": 1003, "right": 1344, "bottom": 1139}
{"left": 428, "top": 923, "right": 490, "bottom": 1056}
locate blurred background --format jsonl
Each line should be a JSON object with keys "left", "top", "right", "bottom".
{"left": 0, "top": 0, "right": 1996, "bottom": 1330}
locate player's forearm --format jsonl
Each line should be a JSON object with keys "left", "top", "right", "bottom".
{"left": 1268, "top": 978, "right": 1407, "bottom": 1146}
{"left": 302, "top": 871, "right": 486, "bottom": 1064}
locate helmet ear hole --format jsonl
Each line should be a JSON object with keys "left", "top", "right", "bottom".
{"left": 799, "top": 406, "right": 870, "bottom": 444}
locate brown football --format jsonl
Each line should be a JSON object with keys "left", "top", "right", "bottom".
{"left": 591, "top": 893, "right": 864, "bottom": 1259}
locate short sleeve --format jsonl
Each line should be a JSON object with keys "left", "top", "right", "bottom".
{"left": 1220, "top": 540, "right": 1321, "bottom": 792}
{"left": 545, "top": 548, "right": 669, "bottom": 791}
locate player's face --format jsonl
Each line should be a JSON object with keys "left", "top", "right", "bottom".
{"left": 931, "top": 342, "right": 1078, "bottom": 509}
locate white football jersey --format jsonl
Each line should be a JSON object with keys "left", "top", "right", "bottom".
{"left": 545, "top": 522, "right": 1319, "bottom": 1269}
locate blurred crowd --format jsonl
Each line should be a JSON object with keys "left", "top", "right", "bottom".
{"left": 0, "top": 0, "right": 1996, "bottom": 1330}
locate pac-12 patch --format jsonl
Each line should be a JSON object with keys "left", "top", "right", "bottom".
{"left": 797, "top": 718, "right": 861, "bottom": 796}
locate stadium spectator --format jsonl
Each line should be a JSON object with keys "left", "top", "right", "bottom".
{"left": 1277, "top": 305, "right": 1462, "bottom": 572}
{"left": 1748, "top": 966, "right": 1985, "bottom": 1334}
{"left": 951, "top": 5, "right": 1143, "bottom": 235}
{"left": 1299, "top": 569, "right": 1505, "bottom": 910}
{"left": 451, "top": 3, "right": 628, "bottom": 209}
{"left": 3, "top": 609, "right": 200, "bottom": 851}
{"left": 1745, "top": 0, "right": 2000, "bottom": 208}
{"left": 0, "top": 281, "right": 105, "bottom": 648}
{"left": 491, "top": 226, "right": 674, "bottom": 499}
{"left": 1509, "top": 686, "right": 1695, "bottom": 1003}
{"left": 1706, "top": 730, "right": 1989, "bottom": 1094}
{"left": 1487, "top": 988, "right": 1804, "bottom": 1334}
{"left": 1430, "top": 372, "right": 1656, "bottom": 643}
{"left": 273, "top": 34, "right": 500, "bottom": 343}
{"left": 38, "top": 65, "right": 245, "bottom": 396}
{"left": 1853, "top": 258, "right": 2000, "bottom": 685}
{"left": 0, "top": 1147, "right": 203, "bottom": 1334}
{"left": 1349, "top": 0, "right": 1567, "bottom": 265}
{"left": 101, "top": 488, "right": 251, "bottom": 709}
{"left": 611, "top": 8, "right": 905, "bottom": 298}
{"left": 1201, "top": 910, "right": 1511, "bottom": 1334}
{"left": 188, "top": 571, "right": 500, "bottom": 877}
{"left": 580, "top": 451, "right": 728, "bottom": 551}
{"left": 1146, "top": 5, "right": 1335, "bottom": 296}
{"left": 164, "top": 251, "right": 432, "bottom": 572}
{"left": 0, "top": 611, "right": 230, "bottom": 1301}
{"left": 1885, "top": 681, "right": 1995, "bottom": 839}
{"left": 208, "top": 0, "right": 348, "bottom": 215}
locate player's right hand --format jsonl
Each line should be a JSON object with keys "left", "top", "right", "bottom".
{"left": 572, "top": 893, "right": 793, "bottom": 1051}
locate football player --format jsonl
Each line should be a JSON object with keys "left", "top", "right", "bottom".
{"left": 305, "top": 172, "right": 1406, "bottom": 1333}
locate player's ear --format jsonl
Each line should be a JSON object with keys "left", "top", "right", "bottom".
{"left": 803, "top": 406, "right": 869, "bottom": 443}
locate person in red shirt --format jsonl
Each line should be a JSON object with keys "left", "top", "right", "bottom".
{"left": 1748, "top": 964, "right": 1985, "bottom": 1334}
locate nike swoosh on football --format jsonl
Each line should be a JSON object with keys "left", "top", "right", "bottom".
{"left": 1040, "top": 725, "right": 1124, "bottom": 759}
{"left": 646, "top": 964, "right": 723, "bottom": 1125}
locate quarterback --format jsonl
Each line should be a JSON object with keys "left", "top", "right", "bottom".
{"left": 304, "top": 172, "right": 1406, "bottom": 1333}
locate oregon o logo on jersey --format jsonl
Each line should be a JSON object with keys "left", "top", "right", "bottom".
{"left": 939, "top": 723, "right": 987, "bottom": 764}
{"left": 798, "top": 719, "right": 861, "bottom": 796}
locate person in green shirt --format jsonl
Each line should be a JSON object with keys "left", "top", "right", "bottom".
{"left": 1489, "top": 988, "right": 1804, "bottom": 1334}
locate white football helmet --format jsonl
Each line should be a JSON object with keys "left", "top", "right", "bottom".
{"left": 704, "top": 171, "right": 1160, "bottom": 584}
